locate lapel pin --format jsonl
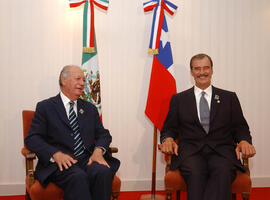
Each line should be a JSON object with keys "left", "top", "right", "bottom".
{"left": 214, "top": 95, "right": 220, "bottom": 103}
{"left": 79, "top": 109, "right": 84, "bottom": 114}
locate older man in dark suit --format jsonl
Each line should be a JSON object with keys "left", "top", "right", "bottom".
{"left": 160, "top": 54, "right": 256, "bottom": 200}
{"left": 25, "top": 65, "right": 120, "bottom": 200}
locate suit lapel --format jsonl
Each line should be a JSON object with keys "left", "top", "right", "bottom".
{"left": 77, "top": 99, "right": 87, "bottom": 133}
{"left": 77, "top": 99, "right": 85, "bottom": 121}
{"left": 188, "top": 87, "right": 201, "bottom": 125}
{"left": 53, "top": 94, "right": 70, "bottom": 127}
{"left": 210, "top": 86, "right": 220, "bottom": 125}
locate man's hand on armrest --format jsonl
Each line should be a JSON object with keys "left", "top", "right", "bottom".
{"left": 160, "top": 138, "right": 178, "bottom": 156}
{"left": 235, "top": 140, "right": 256, "bottom": 160}
{"left": 53, "top": 151, "right": 78, "bottom": 171}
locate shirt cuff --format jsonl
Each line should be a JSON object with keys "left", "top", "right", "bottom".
{"left": 161, "top": 137, "right": 174, "bottom": 144}
{"left": 95, "top": 146, "right": 106, "bottom": 155}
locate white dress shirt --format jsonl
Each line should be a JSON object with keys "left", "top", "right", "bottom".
{"left": 194, "top": 85, "right": 212, "bottom": 121}
{"left": 60, "top": 92, "right": 78, "bottom": 118}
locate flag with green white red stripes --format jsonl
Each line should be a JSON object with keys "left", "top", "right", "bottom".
{"left": 69, "top": 0, "right": 109, "bottom": 117}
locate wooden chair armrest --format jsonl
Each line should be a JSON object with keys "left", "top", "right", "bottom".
{"left": 165, "top": 153, "right": 172, "bottom": 173}
{"left": 21, "top": 147, "right": 36, "bottom": 159}
{"left": 109, "top": 147, "right": 118, "bottom": 153}
{"left": 108, "top": 147, "right": 118, "bottom": 156}
{"left": 161, "top": 138, "right": 179, "bottom": 173}
{"left": 242, "top": 158, "right": 250, "bottom": 175}
{"left": 233, "top": 141, "right": 250, "bottom": 174}
{"left": 21, "top": 147, "right": 36, "bottom": 187}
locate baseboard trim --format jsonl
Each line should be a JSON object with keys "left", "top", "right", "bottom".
{"left": 1, "top": 177, "right": 270, "bottom": 195}
{"left": 252, "top": 177, "right": 270, "bottom": 187}
{"left": 0, "top": 184, "right": 25, "bottom": 196}
{"left": 120, "top": 179, "right": 164, "bottom": 191}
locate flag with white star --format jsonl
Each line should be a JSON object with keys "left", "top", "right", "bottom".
{"left": 143, "top": 0, "right": 177, "bottom": 54}
{"left": 145, "top": 15, "right": 177, "bottom": 131}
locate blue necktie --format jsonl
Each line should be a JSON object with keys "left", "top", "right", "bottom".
{"left": 69, "top": 101, "right": 85, "bottom": 157}
{"left": 199, "top": 91, "right": 210, "bottom": 133}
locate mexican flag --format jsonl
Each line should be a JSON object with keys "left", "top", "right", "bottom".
{"left": 69, "top": 0, "right": 109, "bottom": 117}
{"left": 81, "top": 37, "right": 102, "bottom": 116}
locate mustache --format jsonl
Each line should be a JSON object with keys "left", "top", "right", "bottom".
{"left": 197, "top": 74, "right": 208, "bottom": 78}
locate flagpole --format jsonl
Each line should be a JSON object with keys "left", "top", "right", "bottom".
{"left": 140, "top": 126, "right": 165, "bottom": 200}
{"left": 142, "top": 1, "right": 178, "bottom": 199}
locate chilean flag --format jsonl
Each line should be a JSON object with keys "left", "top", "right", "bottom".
{"left": 145, "top": 16, "right": 177, "bottom": 131}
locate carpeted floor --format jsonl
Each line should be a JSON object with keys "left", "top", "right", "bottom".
{"left": 0, "top": 188, "right": 270, "bottom": 200}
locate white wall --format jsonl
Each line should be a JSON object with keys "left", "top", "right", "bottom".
{"left": 0, "top": 0, "right": 270, "bottom": 195}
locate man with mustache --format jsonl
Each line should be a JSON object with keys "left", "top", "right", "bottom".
{"left": 160, "top": 53, "right": 256, "bottom": 200}
{"left": 25, "top": 65, "right": 120, "bottom": 200}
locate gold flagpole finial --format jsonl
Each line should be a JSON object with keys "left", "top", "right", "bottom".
{"left": 83, "top": 47, "right": 96, "bottom": 53}
{"left": 148, "top": 48, "right": 159, "bottom": 55}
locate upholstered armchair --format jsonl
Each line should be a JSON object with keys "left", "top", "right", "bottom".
{"left": 21, "top": 110, "right": 121, "bottom": 200}
{"left": 164, "top": 151, "right": 251, "bottom": 200}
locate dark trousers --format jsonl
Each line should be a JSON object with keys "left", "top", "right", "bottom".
{"left": 179, "top": 145, "right": 237, "bottom": 200}
{"left": 50, "top": 153, "right": 113, "bottom": 200}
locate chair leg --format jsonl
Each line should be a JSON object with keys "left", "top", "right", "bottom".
{"left": 166, "top": 189, "right": 173, "bottom": 200}
{"left": 112, "top": 191, "right": 120, "bottom": 200}
{"left": 241, "top": 192, "right": 250, "bottom": 200}
{"left": 231, "top": 193, "right": 236, "bottom": 200}
{"left": 25, "top": 190, "right": 31, "bottom": 200}
{"left": 176, "top": 190, "right": 181, "bottom": 200}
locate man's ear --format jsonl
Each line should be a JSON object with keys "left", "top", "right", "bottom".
{"left": 190, "top": 69, "right": 194, "bottom": 77}
{"left": 61, "top": 77, "right": 66, "bottom": 86}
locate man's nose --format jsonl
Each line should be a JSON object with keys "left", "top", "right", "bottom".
{"left": 80, "top": 79, "right": 85, "bottom": 85}
{"left": 199, "top": 68, "right": 205, "bottom": 73}
{"left": 200, "top": 68, "right": 207, "bottom": 73}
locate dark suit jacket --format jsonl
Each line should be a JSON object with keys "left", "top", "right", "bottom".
{"left": 160, "top": 86, "right": 252, "bottom": 171}
{"left": 25, "top": 94, "right": 120, "bottom": 187}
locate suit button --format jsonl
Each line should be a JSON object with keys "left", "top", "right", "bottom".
{"left": 71, "top": 133, "right": 74, "bottom": 137}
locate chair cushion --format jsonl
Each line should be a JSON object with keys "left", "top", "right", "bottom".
{"left": 164, "top": 170, "right": 186, "bottom": 191}
{"left": 112, "top": 175, "right": 121, "bottom": 192}
{"left": 231, "top": 170, "right": 251, "bottom": 193}
{"left": 26, "top": 174, "right": 121, "bottom": 199}
{"left": 164, "top": 169, "right": 251, "bottom": 193}
{"left": 26, "top": 175, "right": 64, "bottom": 200}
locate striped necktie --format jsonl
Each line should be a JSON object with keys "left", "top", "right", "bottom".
{"left": 69, "top": 101, "right": 85, "bottom": 157}
{"left": 199, "top": 91, "right": 210, "bottom": 133}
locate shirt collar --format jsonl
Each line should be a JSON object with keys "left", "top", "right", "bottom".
{"left": 60, "top": 92, "right": 77, "bottom": 107}
{"left": 194, "top": 85, "right": 212, "bottom": 97}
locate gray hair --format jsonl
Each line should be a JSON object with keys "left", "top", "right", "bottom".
{"left": 59, "top": 65, "right": 79, "bottom": 87}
